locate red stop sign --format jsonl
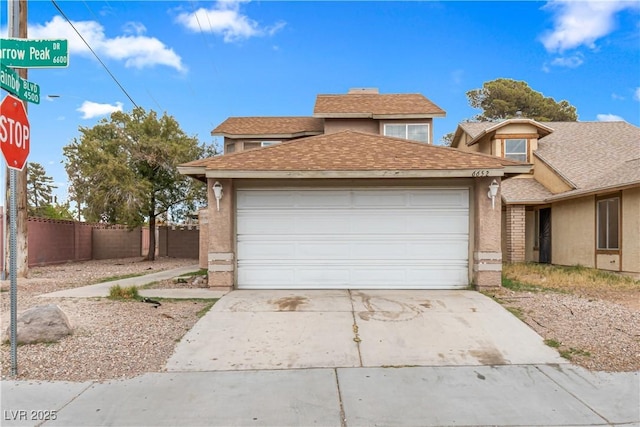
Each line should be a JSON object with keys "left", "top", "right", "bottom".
{"left": 0, "top": 94, "right": 30, "bottom": 171}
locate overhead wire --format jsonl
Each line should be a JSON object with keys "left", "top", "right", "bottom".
{"left": 51, "top": 0, "right": 139, "bottom": 108}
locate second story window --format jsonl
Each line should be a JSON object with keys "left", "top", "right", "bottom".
{"left": 504, "top": 139, "right": 528, "bottom": 162}
{"left": 384, "top": 124, "right": 429, "bottom": 143}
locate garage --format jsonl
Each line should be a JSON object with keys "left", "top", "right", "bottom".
{"left": 236, "top": 188, "right": 470, "bottom": 289}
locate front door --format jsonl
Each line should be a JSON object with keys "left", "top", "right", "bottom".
{"left": 538, "top": 208, "right": 552, "bottom": 264}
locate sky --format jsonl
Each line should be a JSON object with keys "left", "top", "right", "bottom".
{"left": 1, "top": 0, "right": 639, "bottom": 203}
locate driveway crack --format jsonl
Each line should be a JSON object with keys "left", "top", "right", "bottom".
{"left": 334, "top": 368, "right": 348, "bottom": 427}
{"left": 347, "top": 289, "right": 363, "bottom": 367}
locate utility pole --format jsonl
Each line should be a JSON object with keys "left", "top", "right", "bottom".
{"left": 4, "top": 0, "right": 29, "bottom": 279}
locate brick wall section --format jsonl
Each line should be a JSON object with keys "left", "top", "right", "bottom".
{"left": 198, "top": 208, "right": 209, "bottom": 269}
{"left": 505, "top": 204, "right": 526, "bottom": 263}
{"left": 27, "top": 218, "right": 93, "bottom": 266}
{"left": 473, "top": 177, "right": 503, "bottom": 288}
{"left": 92, "top": 227, "right": 142, "bottom": 260}
{"left": 206, "top": 178, "right": 235, "bottom": 290}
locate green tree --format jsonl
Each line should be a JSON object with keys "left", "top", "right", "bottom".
{"left": 466, "top": 78, "right": 578, "bottom": 122}
{"left": 63, "top": 107, "right": 214, "bottom": 260}
{"left": 27, "top": 162, "right": 56, "bottom": 216}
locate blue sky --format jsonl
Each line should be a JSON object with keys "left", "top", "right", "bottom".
{"left": 1, "top": 0, "right": 639, "bottom": 203}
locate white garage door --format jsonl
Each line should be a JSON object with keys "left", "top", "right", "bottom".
{"left": 236, "top": 188, "right": 469, "bottom": 289}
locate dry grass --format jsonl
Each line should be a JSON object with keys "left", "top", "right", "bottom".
{"left": 502, "top": 263, "right": 640, "bottom": 310}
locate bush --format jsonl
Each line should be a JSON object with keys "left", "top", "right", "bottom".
{"left": 109, "top": 285, "right": 140, "bottom": 300}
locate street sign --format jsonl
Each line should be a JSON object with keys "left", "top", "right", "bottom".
{"left": 0, "top": 38, "right": 68, "bottom": 68}
{"left": 0, "top": 94, "right": 30, "bottom": 170}
{"left": 0, "top": 64, "right": 40, "bottom": 104}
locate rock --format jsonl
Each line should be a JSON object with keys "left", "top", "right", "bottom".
{"left": 3, "top": 304, "right": 73, "bottom": 344}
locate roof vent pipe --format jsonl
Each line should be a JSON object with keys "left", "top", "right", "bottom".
{"left": 348, "top": 88, "right": 379, "bottom": 94}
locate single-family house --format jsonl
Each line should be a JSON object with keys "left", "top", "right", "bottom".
{"left": 451, "top": 119, "right": 640, "bottom": 275}
{"left": 178, "top": 89, "right": 531, "bottom": 291}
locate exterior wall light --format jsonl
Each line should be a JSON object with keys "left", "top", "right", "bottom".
{"left": 213, "top": 181, "right": 223, "bottom": 211}
{"left": 488, "top": 179, "right": 499, "bottom": 210}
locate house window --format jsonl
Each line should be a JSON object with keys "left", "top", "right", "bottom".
{"left": 225, "top": 142, "right": 235, "bottom": 154}
{"left": 261, "top": 141, "right": 280, "bottom": 147}
{"left": 384, "top": 124, "right": 429, "bottom": 143}
{"left": 534, "top": 209, "right": 540, "bottom": 249}
{"left": 504, "top": 139, "right": 528, "bottom": 162}
{"left": 597, "top": 197, "right": 619, "bottom": 250}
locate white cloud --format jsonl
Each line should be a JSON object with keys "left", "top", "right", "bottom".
{"left": 549, "top": 54, "right": 584, "bottom": 68}
{"left": 28, "top": 16, "right": 185, "bottom": 72}
{"left": 176, "top": 0, "right": 285, "bottom": 42}
{"left": 596, "top": 113, "right": 624, "bottom": 122}
{"left": 540, "top": 1, "right": 639, "bottom": 52}
{"left": 611, "top": 93, "right": 625, "bottom": 100}
{"left": 77, "top": 101, "right": 123, "bottom": 119}
{"left": 634, "top": 87, "right": 640, "bottom": 101}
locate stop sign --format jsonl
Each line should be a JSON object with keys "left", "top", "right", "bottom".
{"left": 0, "top": 94, "right": 30, "bottom": 171}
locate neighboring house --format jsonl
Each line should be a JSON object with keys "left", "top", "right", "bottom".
{"left": 179, "top": 89, "right": 531, "bottom": 291}
{"left": 451, "top": 119, "right": 640, "bottom": 275}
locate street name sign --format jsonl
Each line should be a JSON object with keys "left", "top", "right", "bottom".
{"left": 0, "top": 64, "right": 40, "bottom": 104}
{"left": 0, "top": 38, "right": 68, "bottom": 68}
{"left": 0, "top": 94, "right": 30, "bottom": 170}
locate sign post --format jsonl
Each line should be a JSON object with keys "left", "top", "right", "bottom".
{"left": 0, "top": 93, "right": 29, "bottom": 377}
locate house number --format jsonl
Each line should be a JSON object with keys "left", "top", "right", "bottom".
{"left": 471, "top": 170, "right": 490, "bottom": 177}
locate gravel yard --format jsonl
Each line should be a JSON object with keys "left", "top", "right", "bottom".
{"left": 1, "top": 257, "right": 211, "bottom": 382}
{"left": 489, "top": 264, "right": 640, "bottom": 372}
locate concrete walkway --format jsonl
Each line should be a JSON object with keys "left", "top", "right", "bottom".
{"left": 38, "top": 265, "right": 226, "bottom": 299}
{"left": 1, "top": 365, "right": 638, "bottom": 426}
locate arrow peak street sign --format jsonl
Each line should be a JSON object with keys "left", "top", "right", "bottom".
{"left": 0, "top": 38, "right": 68, "bottom": 68}
{"left": 0, "top": 94, "right": 30, "bottom": 171}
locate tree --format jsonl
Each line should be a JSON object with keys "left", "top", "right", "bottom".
{"left": 63, "top": 107, "right": 214, "bottom": 261}
{"left": 466, "top": 78, "right": 578, "bottom": 122}
{"left": 27, "top": 162, "right": 56, "bottom": 216}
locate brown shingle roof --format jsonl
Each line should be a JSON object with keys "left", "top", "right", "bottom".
{"left": 313, "top": 94, "right": 445, "bottom": 117}
{"left": 211, "top": 116, "right": 324, "bottom": 137}
{"left": 183, "top": 130, "right": 524, "bottom": 173}
{"left": 501, "top": 177, "right": 554, "bottom": 204}
{"left": 535, "top": 122, "right": 640, "bottom": 190}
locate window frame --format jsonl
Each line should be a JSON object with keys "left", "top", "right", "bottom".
{"left": 383, "top": 123, "right": 430, "bottom": 143}
{"left": 596, "top": 196, "right": 621, "bottom": 252}
{"left": 504, "top": 138, "right": 528, "bottom": 162}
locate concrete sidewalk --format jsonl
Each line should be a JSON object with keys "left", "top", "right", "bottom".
{"left": 1, "top": 365, "right": 638, "bottom": 426}
{"left": 38, "top": 265, "right": 226, "bottom": 299}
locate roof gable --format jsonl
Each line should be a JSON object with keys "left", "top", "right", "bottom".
{"left": 313, "top": 94, "right": 446, "bottom": 118}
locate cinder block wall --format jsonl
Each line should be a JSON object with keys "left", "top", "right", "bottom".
{"left": 28, "top": 218, "right": 94, "bottom": 266}
{"left": 159, "top": 226, "right": 199, "bottom": 259}
{"left": 92, "top": 227, "right": 142, "bottom": 260}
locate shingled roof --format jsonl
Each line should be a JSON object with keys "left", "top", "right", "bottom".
{"left": 180, "top": 130, "right": 529, "bottom": 180}
{"left": 535, "top": 121, "right": 640, "bottom": 191}
{"left": 211, "top": 117, "right": 324, "bottom": 138}
{"left": 313, "top": 93, "right": 446, "bottom": 118}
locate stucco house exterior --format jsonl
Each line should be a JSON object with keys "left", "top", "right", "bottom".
{"left": 178, "top": 89, "right": 531, "bottom": 291}
{"left": 451, "top": 119, "right": 640, "bottom": 275}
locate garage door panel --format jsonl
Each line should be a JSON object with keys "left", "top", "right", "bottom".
{"left": 237, "top": 188, "right": 470, "bottom": 289}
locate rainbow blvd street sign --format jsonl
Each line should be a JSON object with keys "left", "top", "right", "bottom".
{"left": 0, "top": 94, "right": 30, "bottom": 170}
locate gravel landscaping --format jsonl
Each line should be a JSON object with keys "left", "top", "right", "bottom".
{"left": 1, "top": 257, "right": 212, "bottom": 382}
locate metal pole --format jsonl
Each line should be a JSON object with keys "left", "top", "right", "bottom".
{"left": 9, "top": 169, "right": 18, "bottom": 376}
{"left": 8, "top": 0, "right": 20, "bottom": 378}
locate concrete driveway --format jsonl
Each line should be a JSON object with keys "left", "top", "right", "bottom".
{"left": 166, "top": 290, "right": 565, "bottom": 371}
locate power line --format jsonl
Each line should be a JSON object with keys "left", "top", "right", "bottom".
{"left": 50, "top": 0, "right": 139, "bottom": 109}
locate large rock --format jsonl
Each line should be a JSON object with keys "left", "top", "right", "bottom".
{"left": 3, "top": 304, "right": 73, "bottom": 344}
